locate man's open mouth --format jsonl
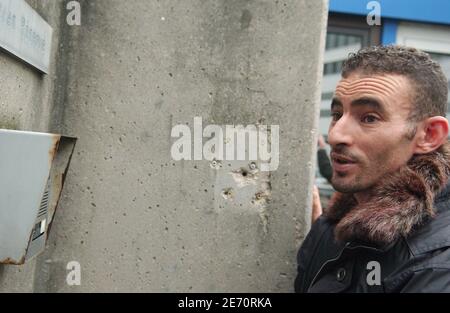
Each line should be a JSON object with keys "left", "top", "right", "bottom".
{"left": 331, "top": 153, "right": 357, "bottom": 165}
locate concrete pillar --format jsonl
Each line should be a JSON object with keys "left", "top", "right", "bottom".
{"left": 1, "top": 0, "right": 328, "bottom": 292}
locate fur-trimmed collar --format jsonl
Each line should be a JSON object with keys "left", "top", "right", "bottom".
{"left": 324, "top": 142, "right": 450, "bottom": 246}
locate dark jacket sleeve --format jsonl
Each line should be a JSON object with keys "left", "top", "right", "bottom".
{"left": 317, "top": 149, "right": 332, "bottom": 183}
{"left": 294, "top": 216, "right": 329, "bottom": 293}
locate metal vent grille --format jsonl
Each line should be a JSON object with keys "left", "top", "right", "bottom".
{"left": 38, "top": 183, "right": 50, "bottom": 219}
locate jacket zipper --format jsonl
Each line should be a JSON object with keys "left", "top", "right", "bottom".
{"left": 307, "top": 241, "right": 351, "bottom": 292}
{"left": 306, "top": 242, "right": 384, "bottom": 292}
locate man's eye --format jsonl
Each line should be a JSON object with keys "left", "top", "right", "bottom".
{"left": 331, "top": 112, "right": 342, "bottom": 121}
{"left": 362, "top": 115, "right": 378, "bottom": 123}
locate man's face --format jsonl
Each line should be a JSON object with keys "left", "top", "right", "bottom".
{"left": 328, "top": 72, "right": 418, "bottom": 194}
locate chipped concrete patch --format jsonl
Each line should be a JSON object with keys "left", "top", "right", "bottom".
{"left": 214, "top": 159, "right": 272, "bottom": 234}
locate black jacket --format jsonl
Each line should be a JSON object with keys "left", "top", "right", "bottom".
{"left": 295, "top": 144, "right": 450, "bottom": 293}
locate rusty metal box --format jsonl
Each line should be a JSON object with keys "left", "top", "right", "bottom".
{"left": 0, "top": 129, "right": 76, "bottom": 264}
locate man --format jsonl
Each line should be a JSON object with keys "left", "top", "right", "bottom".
{"left": 295, "top": 45, "right": 450, "bottom": 292}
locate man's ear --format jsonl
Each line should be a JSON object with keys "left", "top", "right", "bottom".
{"left": 413, "top": 116, "right": 449, "bottom": 154}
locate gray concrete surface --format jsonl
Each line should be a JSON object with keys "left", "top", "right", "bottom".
{"left": 0, "top": 0, "right": 328, "bottom": 292}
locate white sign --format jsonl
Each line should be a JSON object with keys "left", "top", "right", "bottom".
{"left": 0, "top": 0, "right": 53, "bottom": 73}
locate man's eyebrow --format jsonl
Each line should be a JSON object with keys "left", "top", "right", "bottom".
{"left": 331, "top": 98, "right": 342, "bottom": 110}
{"left": 351, "top": 97, "right": 386, "bottom": 114}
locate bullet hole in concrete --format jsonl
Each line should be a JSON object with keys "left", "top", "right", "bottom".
{"left": 210, "top": 159, "right": 222, "bottom": 169}
{"left": 222, "top": 188, "right": 234, "bottom": 200}
{"left": 231, "top": 168, "right": 258, "bottom": 187}
{"left": 252, "top": 190, "right": 270, "bottom": 204}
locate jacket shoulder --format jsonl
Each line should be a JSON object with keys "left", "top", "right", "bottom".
{"left": 405, "top": 199, "right": 450, "bottom": 256}
{"left": 384, "top": 246, "right": 450, "bottom": 292}
{"left": 386, "top": 197, "right": 450, "bottom": 292}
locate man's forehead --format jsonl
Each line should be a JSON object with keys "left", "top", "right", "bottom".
{"left": 334, "top": 73, "right": 410, "bottom": 99}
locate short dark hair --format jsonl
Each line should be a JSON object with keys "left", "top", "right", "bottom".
{"left": 341, "top": 45, "right": 448, "bottom": 123}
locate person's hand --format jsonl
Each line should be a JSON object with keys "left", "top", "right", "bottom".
{"left": 318, "top": 134, "right": 326, "bottom": 149}
{"left": 312, "top": 185, "right": 323, "bottom": 225}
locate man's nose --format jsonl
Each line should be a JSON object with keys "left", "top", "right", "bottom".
{"left": 328, "top": 115, "right": 354, "bottom": 147}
